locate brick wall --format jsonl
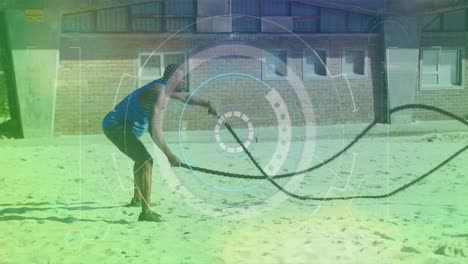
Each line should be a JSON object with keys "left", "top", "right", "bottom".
{"left": 414, "top": 33, "right": 468, "bottom": 121}
{"left": 55, "top": 34, "right": 380, "bottom": 135}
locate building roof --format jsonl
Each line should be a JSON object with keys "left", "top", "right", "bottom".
{"left": 296, "top": 0, "right": 468, "bottom": 16}
{"left": 292, "top": 0, "right": 385, "bottom": 14}
{"left": 1, "top": 0, "right": 467, "bottom": 16}
{"left": 387, "top": 0, "right": 468, "bottom": 15}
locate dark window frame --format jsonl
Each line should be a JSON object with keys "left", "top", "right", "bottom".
{"left": 303, "top": 48, "right": 329, "bottom": 80}
{"left": 342, "top": 48, "right": 368, "bottom": 79}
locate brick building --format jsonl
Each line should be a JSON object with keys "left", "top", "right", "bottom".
{"left": 0, "top": 0, "right": 467, "bottom": 137}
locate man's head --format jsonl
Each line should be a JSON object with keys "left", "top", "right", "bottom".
{"left": 162, "top": 63, "right": 186, "bottom": 92}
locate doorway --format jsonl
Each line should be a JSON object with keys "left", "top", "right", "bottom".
{"left": 0, "top": 12, "right": 23, "bottom": 138}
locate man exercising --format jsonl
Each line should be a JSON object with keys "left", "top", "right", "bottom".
{"left": 102, "top": 64, "right": 217, "bottom": 222}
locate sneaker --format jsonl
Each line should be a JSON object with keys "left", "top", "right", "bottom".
{"left": 138, "top": 211, "right": 163, "bottom": 222}
{"left": 129, "top": 198, "right": 141, "bottom": 207}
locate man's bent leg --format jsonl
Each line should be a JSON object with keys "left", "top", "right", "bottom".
{"left": 135, "top": 158, "right": 153, "bottom": 214}
{"left": 103, "top": 126, "right": 160, "bottom": 221}
{"left": 133, "top": 162, "right": 143, "bottom": 202}
{"left": 136, "top": 158, "right": 162, "bottom": 222}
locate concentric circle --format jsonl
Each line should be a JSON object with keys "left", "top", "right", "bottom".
{"left": 177, "top": 72, "right": 292, "bottom": 193}
{"left": 148, "top": 38, "right": 317, "bottom": 219}
{"left": 214, "top": 111, "right": 254, "bottom": 154}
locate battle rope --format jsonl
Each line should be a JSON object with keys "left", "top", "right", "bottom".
{"left": 180, "top": 104, "right": 467, "bottom": 200}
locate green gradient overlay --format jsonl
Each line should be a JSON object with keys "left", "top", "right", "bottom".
{"left": 0, "top": 1, "right": 467, "bottom": 264}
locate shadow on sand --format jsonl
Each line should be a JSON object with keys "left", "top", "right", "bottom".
{"left": 0, "top": 201, "right": 133, "bottom": 224}
{"left": 0, "top": 215, "right": 131, "bottom": 224}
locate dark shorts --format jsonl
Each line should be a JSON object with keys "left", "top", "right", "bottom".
{"left": 103, "top": 125, "right": 152, "bottom": 163}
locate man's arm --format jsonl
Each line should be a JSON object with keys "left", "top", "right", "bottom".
{"left": 170, "top": 92, "right": 218, "bottom": 116}
{"left": 150, "top": 125, "right": 181, "bottom": 167}
{"left": 146, "top": 88, "right": 181, "bottom": 167}
{"left": 170, "top": 92, "right": 209, "bottom": 107}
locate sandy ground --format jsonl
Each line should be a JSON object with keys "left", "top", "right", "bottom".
{"left": 0, "top": 130, "right": 467, "bottom": 264}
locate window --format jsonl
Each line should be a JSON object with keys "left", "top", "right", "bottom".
{"left": 303, "top": 49, "right": 328, "bottom": 79}
{"left": 140, "top": 54, "right": 162, "bottom": 81}
{"left": 343, "top": 49, "right": 366, "bottom": 77}
{"left": 420, "top": 48, "right": 463, "bottom": 89}
{"left": 138, "top": 53, "right": 188, "bottom": 91}
{"left": 262, "top": 51, "right": 288, "bottom": 80}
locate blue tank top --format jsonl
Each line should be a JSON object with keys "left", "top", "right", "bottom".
{"left": 102, "top": 79, "right": 165, "bottom": 137}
